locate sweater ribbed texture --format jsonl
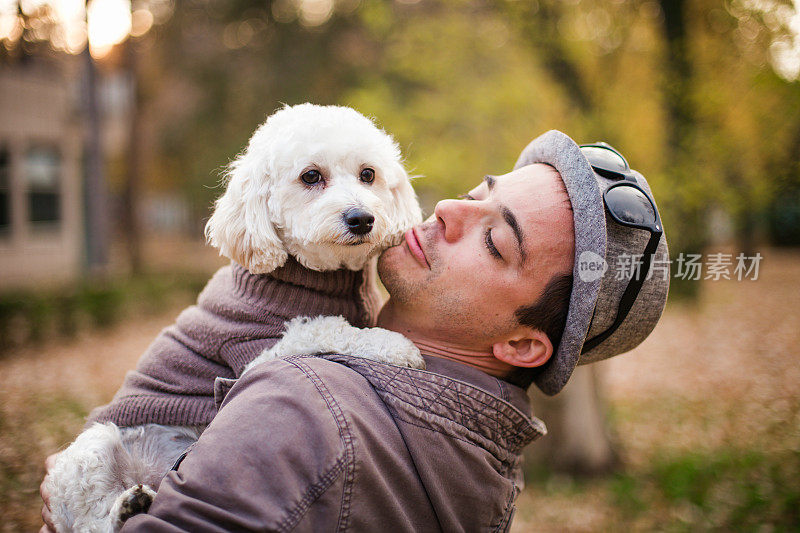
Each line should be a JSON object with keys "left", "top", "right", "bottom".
{"left": 87, "top": 258, "right": 382, "bottom": 427}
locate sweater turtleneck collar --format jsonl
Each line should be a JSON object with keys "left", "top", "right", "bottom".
{"left": 230, "top": 258, "right": 363, "bottom": 298}
{"left": 227, "top": 258, "right": 383, "bottom": 327}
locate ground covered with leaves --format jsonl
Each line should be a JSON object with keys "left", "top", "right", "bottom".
{"left": 1, "top": 250, "right": 798, "bottom": 532}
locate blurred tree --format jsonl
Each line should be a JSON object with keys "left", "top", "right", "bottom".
{"left": 83, "top": 34, "right": 110, "bottom": 276}
{"left": 123, "top": 34, "right": 144, "bottom": 274}
{"left": 691, "top": 1, "right": 800, "bottom": 253}
{"left": 344, "top": 0, "right": 574, "bottom": 207}
{"left": 144, "top": 0, "right": 382, "bottom": 228}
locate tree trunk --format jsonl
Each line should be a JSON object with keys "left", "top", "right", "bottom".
{"left": 122, "top": 37, "right": 143, "bottom": 274}
{"left": 82, "top": 43, "right": 109, "bottom": 276}
{"left": 525, "top": 366, "right": 619, "bottom": 477}
{"left": 660, "top": 0, "right": 693, "bottom": 151}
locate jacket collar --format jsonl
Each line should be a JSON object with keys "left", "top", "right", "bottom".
{"left": 421, "top": 355, "right": 534, "bottom": 419}
{"left": 328, "top": 354, "right": 547, "bottom": 459}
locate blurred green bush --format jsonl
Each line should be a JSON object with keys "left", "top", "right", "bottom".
{"left": 0, "top": 273, "right": 209, "bottom": 354}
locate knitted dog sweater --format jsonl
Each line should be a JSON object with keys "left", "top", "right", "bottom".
{"left": 87, "top": 258, "right": 382, "bottom": 427}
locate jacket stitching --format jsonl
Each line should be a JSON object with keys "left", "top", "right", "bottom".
{"left": 372, "top": 368, "right": 535, "bottom": 430}
{"left": 378, "top": 367, "right": 475, "bottom": 430}
{"left": 382, "top": 366, "right": 428, "bottom": 409}
{"left": 373, "top": 381, "right": 542, "bottom": 452}
{"left": 490, "top": 483, "right": 518, "bottom": 533}
{"left": 296, "top": 355, "right": 543, "bottom": 454}
{"left": 277, "top": 456, "right": 348, "bottom": 533}
{"left": 368, "top": 364, "right": 528, "bottom": 423}
{"left": 284, "top": 355, "right": 529, "bottom": 528}
{"left": 369, "top": 368, "right": 537, "bottom": 443}
{"left": 286, "top": 357, "right": 356, "bottom": 533}
{"left": 453, "top": 380, "right": 468, "bottom": 428}
{"left": 380, "top": 408, "right": 521, "bottom": 530}
{"left": 386, "top": 408, "right": 520, "bottom": 469}
{"left": 245, "top": 358, "right": 352, "bottom": 533}
{"left": 368, "top": 379, "right": 446, "bottom": 531}
{"left": 497, "top": 380, "right": 510, "bottom": 402}
{"left": 231, "top": 360, "right": 352, "bottom": 533}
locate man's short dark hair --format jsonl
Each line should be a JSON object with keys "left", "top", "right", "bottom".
{"left": 506, "top": 272, "right": 573, "bottom": 389}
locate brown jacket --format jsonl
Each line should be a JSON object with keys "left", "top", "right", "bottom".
{"left": 122, "top": 354, "right": 546, "bottom": 532}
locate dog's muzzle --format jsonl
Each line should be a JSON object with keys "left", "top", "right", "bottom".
{"left": 343, "top": 208, "right": 374, "bottom": 236}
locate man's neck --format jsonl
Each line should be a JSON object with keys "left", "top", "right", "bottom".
{"left": 377, "top": 304, "right": 515, "bottom": 379}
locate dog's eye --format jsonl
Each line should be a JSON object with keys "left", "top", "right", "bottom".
{"left": 360, "top": 168, "right": 375, "bottom": 184}
{"left": 301, "top": 170, "right": 322, "bottom": 185}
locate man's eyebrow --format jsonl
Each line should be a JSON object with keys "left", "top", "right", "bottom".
{"left": 500, "top": 205, "right": 526, "bottom": 264}
{"left": 483, "top": 175, "right": 496, "bottom": 190}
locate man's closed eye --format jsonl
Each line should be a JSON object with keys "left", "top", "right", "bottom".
{"left": 457, "top": 193, "right": 504, "bottom": 260}
{"left": 485, "top": 229, "right": 503, "bottom": 260}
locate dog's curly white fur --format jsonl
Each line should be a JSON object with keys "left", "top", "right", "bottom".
{"left": 244, "top": 315, "right": 425, "bottom": 375}
{"left": 46, "top": 103, "right": 423, "bottom": 532}
{"left": 46, "top": 423, "right": 201, "bottom": 532}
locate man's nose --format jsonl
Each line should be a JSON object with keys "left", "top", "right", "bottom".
{"left": 434, "top": 198, "right": 480, "bottom": 242}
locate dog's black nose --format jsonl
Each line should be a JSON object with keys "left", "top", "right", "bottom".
{"left": 344, "top": 209, "right": 374, "bottom": 235}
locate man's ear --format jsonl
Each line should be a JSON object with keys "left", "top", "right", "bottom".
{"left": 492, "top": 330, "right": 553, "bottom": 368}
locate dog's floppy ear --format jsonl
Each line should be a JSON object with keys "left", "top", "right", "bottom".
{"left": 384, "top": 161, "right": 423, "bottom": 239}
{"left": 205, "top": 152, "right": 288, "bottom": 274}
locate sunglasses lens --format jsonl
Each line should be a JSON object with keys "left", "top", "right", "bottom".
{"left": 605, "top": 185, "right": 656, "bottom": 225}
{"left": 581, "top": 146, "right": 628, "bottom": 172}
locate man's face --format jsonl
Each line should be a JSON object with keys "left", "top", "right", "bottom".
{"left": 378, "top": 163, "right": 575, "bottom": 348}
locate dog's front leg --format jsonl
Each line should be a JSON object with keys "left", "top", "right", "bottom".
{"left": 244, "top": 315, "right": 425, "bottom": 375}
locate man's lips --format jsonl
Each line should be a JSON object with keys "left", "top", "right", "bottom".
{"left": 405, "top": 228, "right": 429, "bottom": 268}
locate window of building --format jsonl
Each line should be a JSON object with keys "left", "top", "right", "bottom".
{"left": 25, "top": 145, "right": 61, "bottom": 225}
{"left": 0, "top": 146, "right": 9, "bottom": 232}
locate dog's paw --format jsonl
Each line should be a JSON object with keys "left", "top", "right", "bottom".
{"left": 393, "top": 350, "right": 426, "bottom": 370}
{"left": 362, "top": 328, "right": 426, "bottom": 370}
{"left": 378, "top": 351, "right": 425, "bottom": 369}
{"left": 111, "top": 484, "right": 156, "bottom": 529}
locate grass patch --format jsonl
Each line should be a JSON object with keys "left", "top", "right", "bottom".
{"left": 609, "top": 472, "right": 647, "bottom": 514}
{"left": 0, "top": 394, "right": 91, "bottom": 530}
{"left": 521, "top": 446, "right": 800, "bottom": 531}
{"left": 622, "top": 448, "right": 799, "bottom": 530}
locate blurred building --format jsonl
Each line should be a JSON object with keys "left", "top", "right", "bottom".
{"left": 0, "top": 53, "right": 157, "bottom": 289}
{"left": 0, "top": 58, "right": 84, "bottom": 288}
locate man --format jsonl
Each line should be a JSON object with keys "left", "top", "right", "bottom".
{"left": 42, "top": 130, "right": 669, "bottom": 531}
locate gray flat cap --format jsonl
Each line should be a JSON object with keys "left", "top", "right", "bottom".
{"left": 514, "top": 130, "right": 669, "bottom": 395}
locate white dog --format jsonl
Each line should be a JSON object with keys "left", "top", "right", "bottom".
{"left": 45, "top": 103, "right": 424, "bottom": 532}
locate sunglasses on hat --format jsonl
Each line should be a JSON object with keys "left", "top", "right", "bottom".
{"left": 579, "top": 143, "right": 663, "bottom": 354}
